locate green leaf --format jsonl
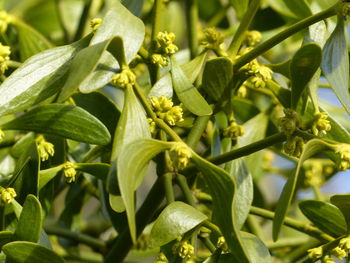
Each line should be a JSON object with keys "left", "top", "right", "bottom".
{"left": 192, "top": 153, "right": 251, "bottom": 263}
{"left": 15, "top": 195, "right": 42, "bottom": 243}
{"left": 299, "top": 200, "right": 347, "bottom": 237}
{"left": 13, "top": 18, "right": 53, "bottom": 61}
{"left": 2, "top": 104, "right": 111, "bottom": 145}
{"left": 202, "top": 57, "right": 233, "bottom": 102}
{"left": 39, "top": 166, "right": 62, "bottom": 190}
{"left": 117, "top": 139, "right": 172, "bottom": 243}
{"left": 149, "top": 201, "right": 207, "bottom": 248}
{"left": 322, "top": 16, "right": 350, "bottom": 114}
{"left": 330, "top": 194, "right": 350, "bottom": 233}
{"left": 91, "top": 0, "right": 145, "bottom": 63}
{"left": 149, "top": 52, "right": 207, "bottom": 99}
{"left": 0, "top": 35, "right": 91, "bottom": 116}
{"left": 75, "top": 163, "right": 110, "bottom": 182}
{"left": 3, "top": 241, "right": 65, "bottom": 263}
{"left": 267, "top": 0, "right": 312, "bottom": 19}
{"left": 0, "top": 231, "right": 14, "bottom": 250}
{"left": 290, "top": 43, "right": 322, "bottom": 109}
{"left": 273, "top": 139, "right": 332, "bottom": 241}
{"left": 121, "top": 0, "right": 144, "bottom": 16}
{"left": 171, "top": 57, "right": 212, "bottom": 116}
{"left": 109, "top": 194, "right": 126, "bottom": 213}
{"left": 225, "top": 159, "right": 253, "bottom": 229}
{"left": 57, "top": 38, "right": 120, "bottom": 101}
{"left": 229, "top": 0, "right": 248, "bottom": 19}
{"left": 241, "top": 232, "right": 272, "bottom": 263}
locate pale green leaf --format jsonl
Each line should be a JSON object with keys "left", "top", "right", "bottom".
{"left": 267, "top": 0, "right": 312, "bottom": 19}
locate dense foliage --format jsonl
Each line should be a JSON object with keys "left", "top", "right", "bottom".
{"left": 0, "top": 0, "right": 349, "bottom": 262}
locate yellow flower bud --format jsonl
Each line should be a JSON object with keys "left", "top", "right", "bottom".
{"left": 170, "top": 143, "right": 192, "bottom": 169}
{"left": 164, "top": 106, "right": 184, "bottom": 126}
{"left": 63, "top": 162, "right": 77, "bottom": 183}
{"left": 333, "top": 143, "right": 350, "bottom": 171}
{"left": 151, "top": 95, "right": 173, "bottom": 112}
{"left": 90, "top": 18, "right": 102, "bottom": 32}
{"left": 244, "top": 30, "right": 262, "bottom": 46}
{"left": 339, "top": 236, "right": 350, "bottom": 253}
{"left": 151, "top": 53, "right": 168, "bottom": 67}
{"left": 172, "top": 241, "right": 194, "bottom": 259}
{"left": 1, "top": 187, "right": 16, "bottom": 204}
{"left": 283, "top": 136, "right": 304, "bottom": 158}
{"left": 112, "top": 68, "right": 136, "bottom": 88}
{"left": 279, "top": 109, "right": 298, "bottom": 136}
{"left": 155, "top": 31, "right": 178, "bottom": 55}
{"left": 0, "top": 11, "right": 13, "bottom": 33}
{"left": 307, "top": 246, "right": 323, "bottom": 260}
{"left": 153, "top": 252, "right": 168, "bottom": 263}
{"left": 322, "top": 255, "right": 335, "bottom": 263}
{"left": 312, "top": 112, "right": 331, "bottom": 136}
{"left": 331, "top": 247, "right": 347, "bottom": 258}
{"left": 200, "top": 27, "right": 224, "bottom": 50}
{"left": 36, "top": 135, "right": 55, "bottom": 161}
{"left": 223, "top": 121, "right": 244, "bottom": 139}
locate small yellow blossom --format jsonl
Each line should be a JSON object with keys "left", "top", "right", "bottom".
{"left": 244, "top": 30, "right": 262, "bottom": 46}
{"left": 279, "top": 109, "right": 298, "bottom": 136}
{"left": 155, "top": 31, "right": 178, "bottom": 55}
{"left": 322, "top": 255, "right": 335, "bottom": 263}
{"left": 0, "top": 43, "right": 10, "bottom": 74}
{"left": 90, "top": 18, "right": 102, "bottom": 32}
{"left": 36, "top": 135, "right": 55, "bottom": 161}
{"left": 172, "top": 240, "right": 194, "bottom": 259}
{"left": 223, "top": 121, "right": 244, "bottom": 140}
{"left": 312, "top": 112, "right": 331, "bottom": 136}
{"left": 333, "top": 143, "right": 350, "bottom": 171}
{"left": 339, "top": 236, "right": 350, "bottom": 253}
{"left": 151, "top": 53, "right": 168, "bottom": 67}
{"left": 63, "top": 162, "right": 77, "bottom": 183}
{"left": 0, "top": 129, "right": 4, "bottom": 142}
{"left": 0, "top": 187, "right": 16, "bottom": 204}
{"left": 151, "top": 95, "right": 173, "bottom": 112}
{"left": 151, "top": 95, "right": 184, "bottom": 126}
{"left": 237, "top": 85, "right": 248, "bottom": 98}
{"left": 284, "top": 136, "right": 304, "bottom": 158}
{"left": 331, "top": 247, "right": 347, "bottom": 258}
{"left": 0, "top": 11, "right": 13, "bottom": 33}
{"left": 112, "top": 68, "right": 136, "bottom": 88}
{"left": 170, "top": 143, "right": 192, "bottom": 169}
{"left": 217, "top": 236, "right": 228, "bottom": 251}
{"left": 148, "top": 118, "right": 157, "bottom": 134}
{"left": 163, "top": 106, "right": 184, "bottom": 126}
{"left": 307, "top": 246, "right": 323, "bottom": 260}
{"left": 153, "top": 252, "right": 168, "bottom": 263}
{"left": 200, "top": 27, "right": 224, "bottom": 50}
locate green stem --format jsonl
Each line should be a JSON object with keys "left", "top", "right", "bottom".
{"left": 249, "top": 206, "right": 334, "bottom": 242}
{"left": 202, "top": 220, "right": 222, "bottom": 236}
{"left": 232, "top": 3, "right": 339, "bottom": 70}
{"left": 265, "top": 237, "right": 310, "bottom": 249}
{"left": 151, "top": 0, "right": 163, "bottom": 43}
{"left": 208, "top": 3, "right": 230, "bottom": 27}
{"left": 104, "top": 177, "right": 165, "bottom": 263}
{"left": 163, "top": 173, "right": 175, "bottom": 203}
{"left": 246, "top": 215, "right": 265, "bottom": 241}
{"left": 284, "top": 239, "right": 320, "bottom": 263}
{"left": 44, "top": 225, "right": 106, "bottom": 250}
{"left": 74, "top": 0, "right": 92, "bottom": 41}
{"left": 199, "top": 236, "right": 217, "bottom": 253}
{"left": 186, "top": 115, "right": 211, "bottom": 149}
{"left": 176, "top": 174, "right": 196, "bottom": 207}
{"left": 54, "top": 0, "right": 70, "bottom": 43}
{"left": 185, "top": 0, "right": 199, "bottom": 58}
{"left": 6, "top": 60, "right": 22, "bottom": 68}
{"left": 227, "top": 0, "right": 261, "bottom": 57}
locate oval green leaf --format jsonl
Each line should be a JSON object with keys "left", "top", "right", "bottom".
{"left": 3, "top": 241, "right": 65, "bottom": 263}
{"left": 330, "top": 194, "right": 350, "bottom": 233}
{"left": 299, "top": 200, "right": 347, "bottom": 237}
{"left": 171, "top": 57, "right": 212, "bottom": 116}
{"left": 149, "top": 201, "right": 207, "bottom": 248}
{"left": 15, "top": 195, "right": 42, "bottom": 243}
{"left": 290, "top": 43, "right": 322, "bottom": 109}
{"left": 1, "top": 104, "right": 111, "bottom": 145}
{"left": 322, "top": 16, "right": 350, "bottom": 114}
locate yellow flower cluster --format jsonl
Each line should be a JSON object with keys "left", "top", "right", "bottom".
{"left": 0, "top": 187, "right": 16, "bottom": 204}
{"left": 170, "top": 143, "right": 192, "bottom": 169}
{"left": 151, "top": 31, "right": 178, "bottom": 67}
{"left": 279, "top": 109, "right": 298, "bottom": 136}
{"left": 0, "top": 10, "right": 13, "bottom": 33}
{"left": 312, "top": 112, "right": 331, "bottom": 136}
{"left": 36, "top": 135, "right": 55, "bottom": 161}
{"left": 200, "top": 27, "right": 224, "bottom": 50}
{"left": 308, "top": 236, "right": 350, "bottom": 262}
{"left": 244, "top": 30, "right": 262, "bottom": 46}
{"left": 223, "top": 121, "right": 244, "bottom": 140}
{"left": 112, "top": 68, "right": 136, "bottom": 88}
{"left": 150, "top": 95, "right": 184, "bottom": 126}
{"left": 172, "top": 240, "right": 194, "bottom": 259}
{"left": 63, "top": 161, "right": 77, "bottom": 183}
{"left": 334, "top": 143, "right": 350, "bottom": 171}
{"left": 283, "top": 136, "right": 304, "bottom": 158}
{"left": 90, "top": 18, "right": 102, "bottom": 32}
{"left": 153, "top": 252, "right": 168, "bottom": 263}
{"left": 147, "top": 118, "right": 157, "bottom": 134}
{"left": 0, "top": 43, "right": 10, "bottom": 74}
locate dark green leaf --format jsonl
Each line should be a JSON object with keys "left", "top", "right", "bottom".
{"left": 290, "top": 43, "right": 322, "bottom": 109}
{"left": 15, "top": 195, "right": 42, "bottom": 243}
{"left": 330, "top": 194, "right": 350, "bottom": 233}
{"left": 149, "top": 201, "right": 207, "bottom": 248}
{"left": 2, "top": 104, "right": 111, "bottom": 145}
{"left": 75, "top": 163, "right": 110, "bottom": 182}
{"left": 91, "top": 0, "right": 145, "bottom": 63}
{"left": 229, "top": 0, "right": 248, "bottom": 19}
{"left": 13, "top": 19, "right": 53, "bottom": 61}
{"left": 273, "top": 139, "right": 332, "bottom": 241}
{"left": 3, "top": 241, "right": 65, "bottom": 263}
{"left": 202, "top": 57, "right": 233, "bottom": 102}
{"left": 322, "top": 16, "right": 350, "bottom": 114}
{"left": 121, "top": 0, "right": 144, "bottom": 16}
{"left": 299, "top": 200, "right": 347, "bottom": 237}
{"left": 241, "top": 232, "right": 272, "bottom": 263}
{"left": 117, "top": 139, "right": 172, "bottom": 242}
{"left": 192, "top": 153, "right": 251, "bottom": 263}
{"left": 0, "top": 35, "right": 91, "bottom": 116}
{"left": 171, "top": 57, "right": 212, "bottom": 116}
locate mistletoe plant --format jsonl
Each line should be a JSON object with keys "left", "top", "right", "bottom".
{"left": 0, "top": 0, "right": 350, "bottom": 262}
